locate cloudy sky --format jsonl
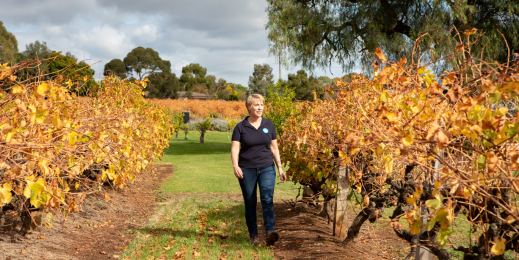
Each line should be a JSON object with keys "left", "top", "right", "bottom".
{"left": 1, "top": 0, "right": 346, "bottom": 86}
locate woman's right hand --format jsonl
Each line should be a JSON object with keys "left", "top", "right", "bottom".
{"left": 233, "top": 166, "right": 244, "bottom": 179}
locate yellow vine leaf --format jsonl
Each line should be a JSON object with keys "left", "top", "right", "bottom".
{"left": 491, "top": 237, "right": 506, "bottom": 255}
{"left": 413, "top": 186, "right": 423, "bottom": 199}
{"left": 5, "top": 129, "right": 16, "bottom": 142}
{"left": 0, "top": 182, "right": 13, "bottom": 205}
{"left": 425, "top": 197, "right": 442, "bottom": 210}
{"left": 463, "top": 28, "right": 477, "bottom": 36}
{"left": 384, "top": 155, "right": 394, "bottom": 174}
{"left": 410, "top": 220, "right": 421, "bottom": 235}
{"left": 437, "top": 130, "right": 449, "bottom": 149}
{"left": 383, "top": 112, "right": 398, "bottom": 123}
{"left": 438, "top": 229, "right": 451, "bottom": 247}
{"left": 69, "top": 132, "right": 78, "bottom": 146}
{"left": 24, "top": 178, "right": 46, "bottom": 207}
{"left": 402, "top": 133, "right": 414, "bottom": 146}
{"left": 12, "top": 85, "right": 24, "bottom": 94}
{"left": 374, "top": 47, "right": 387, "bottom": 63}
{"left": 375, "top": 146, "right": 382, "bottom": 156}
{"left": 350, "top": 148, "right": 361, "bottom": 156}
{"left": 406, "top": 196, "right": 416, "bottom": 206}
{"left": 37, "top": 82, "right": 48, "bottom": 96}
{"left": 436, "top": 208, "right": 450, "bottom": 230}
{"left": 505, "top": 207, "right": 518, "bottom": 224}
{"left": 425, "top": 218, "right": 437, "bottom": 231}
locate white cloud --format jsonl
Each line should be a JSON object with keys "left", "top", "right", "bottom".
{"left": 1, "top": 0, "right": 349, "bottom": 86}
{"left": 133, "top": 24, "right": 159, "bottom": 42}
{"left": 45, "top": 25, "right": 62, "bottom": 34}
{"left": 75, "top": 25, "right": 135, "bottom": 59}
{"left": 172, "top": 60, "right": 191, "bottom": 72}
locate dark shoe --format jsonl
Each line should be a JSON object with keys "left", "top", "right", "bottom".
{"left": 249, "top": 236, "right": 259, "bottom": 245}
{"left": 266, "top": 231, "right": 279, "bottom": 246}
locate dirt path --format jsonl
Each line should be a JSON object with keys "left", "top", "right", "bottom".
{"left": 0, "top": 164, "right": 173, "bottom": 260}
{"left": 271, "top": 203, "right": 410, "bottom": 260}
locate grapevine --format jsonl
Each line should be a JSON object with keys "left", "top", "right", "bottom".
{"left": 0, "top": 62, "right": 174, "bottom": 235}
{"left": 149, "top": 98, "right": 247, "bottom": 119}
{"left": 279, "top": 29, "right": 519, "bottom": 259}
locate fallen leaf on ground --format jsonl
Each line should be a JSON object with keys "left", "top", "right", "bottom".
{"left": 20, "top": 250, "right": 26, "bottom": 255}
{"left": 100, "top": 251, "right": 107, "bottom": 255}
{"left": 37, "top": 236, "right": 45, "bottom": 239}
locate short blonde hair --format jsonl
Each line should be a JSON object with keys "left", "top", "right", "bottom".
{"left": 245, "top": 94, "right": 265, "bottom": 108}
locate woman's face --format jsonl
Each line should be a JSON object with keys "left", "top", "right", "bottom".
{"left": 248, "top": 100, "right": 264, "bottom": 117}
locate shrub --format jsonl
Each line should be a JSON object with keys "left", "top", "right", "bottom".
{"left": 195, "top": 118, "right": 214, "bottom": 144}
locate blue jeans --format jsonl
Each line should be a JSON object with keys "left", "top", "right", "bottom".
{"left": 238, "top": 165, "right": 276, "bottom": 237}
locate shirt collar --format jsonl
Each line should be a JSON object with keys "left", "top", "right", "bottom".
{"left": 244, "top": 116, "right": 268, "bottom": 129}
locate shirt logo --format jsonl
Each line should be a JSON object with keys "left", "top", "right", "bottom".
{"left": 262, "top": 128, "right": 269, "bottom": 133}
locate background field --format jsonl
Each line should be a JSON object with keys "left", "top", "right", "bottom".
{"left": 150, "top": 99, "right": 248, "bottom": 119}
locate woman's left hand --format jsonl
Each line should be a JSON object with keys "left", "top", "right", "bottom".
{"left": 279, "top": 169, "right": 287, "bottom": 183}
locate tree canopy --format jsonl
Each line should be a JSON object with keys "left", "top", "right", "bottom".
{"left": 205, "top": 74, "right": 216, "bottom": 90}
{"left": 0, "top": 21, "right": 18, "bottom": 64}
{"left": 147, "top": 71, "right": 180, "bottom": 99}
{"left": 47, "top": 51, "right": 96, "bottom": 95}
{"left": 15, "top": 40, "right": 53, "bottom": 80}
{"left": 13, "top": 40, "right": 96, "bottom": 95}
{"left": 266, "top": 0, "right": 519, "bottom": 72}
{"left": 123, "top": 47, "right": 171, "bottom": 80}
{"left": 104, "top": 59, "right": 127, "bottom": 79}
{"left": 248, "top": 63, "right": 274, "bottom": 96}
{"left": 285, "top": 70, "right": 321, "bottom": 101}
{"left": 179, "top": 63, "right": 207, "bottom": 91}
{"left": 104, "top": 47, "right": 180, "bottom": 98}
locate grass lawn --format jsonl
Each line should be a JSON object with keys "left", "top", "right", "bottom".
{"left": 160, "top": 131, "right": 299, "bottom": 199}
{"left": 122, "top": 131, "right": 300, "bottom": 259}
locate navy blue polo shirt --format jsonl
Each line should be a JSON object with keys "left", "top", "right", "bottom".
{"left": 232, "top": 116, "right": 277, "bottom": 168}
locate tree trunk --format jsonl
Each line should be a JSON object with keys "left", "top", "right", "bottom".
{"left": 343, "top": 207, "right": 372, "bottom": 245}
{"left": 200, "top": 132, "right": 205, "bottom": 144}
{"left": 175, "top": 132, "right": 178, "bottom": 138}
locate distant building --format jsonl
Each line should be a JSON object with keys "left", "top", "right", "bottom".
{"left": 177, "top": 91, "right": 210, "bottom": 100}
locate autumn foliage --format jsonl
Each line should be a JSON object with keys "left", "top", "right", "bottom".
{"left": 149, "top": 99, "right": 247, "bottom": 119}
{"left": 0, "top": 63, "right": 173, "bottom": 234}
{"left": 280, "top": 30, "right": 519, "bottom": 259}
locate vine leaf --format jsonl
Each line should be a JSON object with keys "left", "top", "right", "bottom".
{"left": 374, "top": 47, "right": 387, "bottom": 63}
{"left": 491, "top": 237, "right": 506, "bottom": 255}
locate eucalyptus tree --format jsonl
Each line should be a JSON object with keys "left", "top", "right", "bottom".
{"left": 0, "top": 21, "right": 18, "bottom": 64}
{"left": 248, "top": 63, "right": 274, "bottom": 96}
{"left": 266, "top": 0, "right": 519, "bottom": 73}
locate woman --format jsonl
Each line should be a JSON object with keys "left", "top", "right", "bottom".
{"left": 231, "top": 94, "right": 287, "bottom": 246}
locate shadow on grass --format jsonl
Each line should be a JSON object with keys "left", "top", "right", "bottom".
{"left": 124, "top": 196, "right": 274, "bottom": 259}
{"left": 134, "top": 203, "right": 247, "bottom": 242}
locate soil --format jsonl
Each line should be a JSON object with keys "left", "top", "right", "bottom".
{"left": 270, "top": 203, "right": 412, "bottom": 260}
{"left": 1, "top": 164, "right": 414, "bottom": 260}
{"left": 0, "top": 164, "right": 174, "bottom": 260}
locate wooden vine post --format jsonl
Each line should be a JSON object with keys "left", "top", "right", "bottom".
{"left": 415, "top": 152, "right": 443, "bottom": 260}
{"left": 333, "top": 165, "right": 349, "bottom": 239}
